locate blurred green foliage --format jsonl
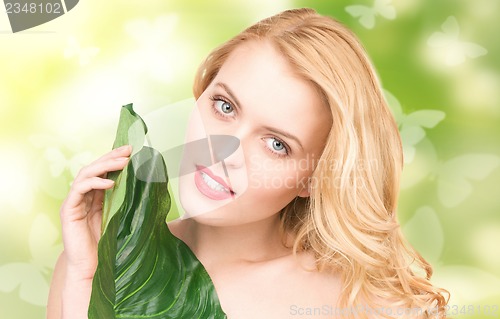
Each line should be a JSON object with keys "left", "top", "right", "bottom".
{"left": 0, "top": 0, "right": 499, "bottom": 318}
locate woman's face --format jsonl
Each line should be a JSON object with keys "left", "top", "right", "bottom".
{"left": 179, "top": 40, "right": 331, "bottom": 226}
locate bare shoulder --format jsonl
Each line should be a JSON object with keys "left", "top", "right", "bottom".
{"left": 166, "top": 220, "right": 342, "bottom": 318}
{"left": 279, "top": 251, "right": 341, "bottom": 300}
{"left": 273, "top": 251, "right": 342, "bottom": 317}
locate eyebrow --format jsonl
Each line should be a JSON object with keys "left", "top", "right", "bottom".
{"left": 215, "top": 82, "right": 242, "bottom": 111}
{"left": 262, "top": 126, "right": 304, "bottom": 152}
{"left": 215, "top": 81, "right": 305, "bottom": 152}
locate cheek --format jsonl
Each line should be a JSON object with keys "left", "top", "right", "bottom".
{"left": 246, "top": 156, "right": 311, "bottom": 198}
{"left": 185, "top": 95, "right": 217, "bottom": 141}
{"left": 194, "top": 96, "right": 222, "bottom": 133}
{"left": 184, "top": 103, "right": 208, "bottom": 144}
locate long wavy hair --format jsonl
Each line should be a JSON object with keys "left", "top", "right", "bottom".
{"left": 192, "top": 8, "right": 448, "bottom": 318}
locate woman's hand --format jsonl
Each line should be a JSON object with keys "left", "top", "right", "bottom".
{"left": 47, "top": 145, "right": 131, "bottom": 319}
{"left": 60, "top": 144, "right": 131, "bottom": 279}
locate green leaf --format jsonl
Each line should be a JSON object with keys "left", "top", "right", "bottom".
{"left": 89, "top": 104, "right": 226, "bottom": 318}
{"left": 101, "top": 103, "right": 147, "bottom": 233}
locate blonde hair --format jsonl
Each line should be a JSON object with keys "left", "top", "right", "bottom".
{"left": 193, "top": 8, "right": 448, "bottom": 318}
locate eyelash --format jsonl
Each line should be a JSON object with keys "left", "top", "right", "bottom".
{"left": 209, "top": 95, "right": 235, "bottom": 119}
{"left": 208, "top": 95, "right": 291, "bottom": 158}
{"left": 263, "top": 137, "right": 290, "bottom": 158}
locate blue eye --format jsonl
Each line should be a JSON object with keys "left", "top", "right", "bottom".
{"left": 272, "top": 139, "right": 284, "bottom": 151}
{"left": 264, "top": 137, "right": 288, "bottom": 156}
{"left": 215, "top": 100, "right": 233, "bottom": 114}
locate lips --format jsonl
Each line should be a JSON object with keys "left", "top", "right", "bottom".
{"left": 194, "top": 165, "right": 235, "bottom": 200}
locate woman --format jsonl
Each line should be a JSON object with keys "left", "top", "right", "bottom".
{"left": 48, "top": 8, "right": 448, "bottom": 318}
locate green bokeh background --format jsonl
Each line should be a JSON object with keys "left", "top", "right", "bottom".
{"left": 1, "top": 0, "right": 499, "bottom": 318}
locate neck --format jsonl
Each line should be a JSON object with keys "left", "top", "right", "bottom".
{"left": 178, "top": 215, "right": 291, "bottom": 269}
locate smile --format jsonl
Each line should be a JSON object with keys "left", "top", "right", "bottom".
{"left": 194, "top": 165, "right": 235, "bottom": 200}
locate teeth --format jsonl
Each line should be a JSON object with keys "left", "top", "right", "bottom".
{"left": 200, "top": 171, "right": 230, "bottom": 193}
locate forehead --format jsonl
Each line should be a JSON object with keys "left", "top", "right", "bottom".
{"left": 210, "top": 41, "right": 330, "bottom": 150}
{"left": 215, "top": 40, "right": 312, "bottom": 103}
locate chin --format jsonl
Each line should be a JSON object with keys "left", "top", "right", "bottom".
{"left": 188, "top": 209, "right": 260, "bottom": 228}
{"left": 180, "top": 201, "right": 244, "bottom": 227}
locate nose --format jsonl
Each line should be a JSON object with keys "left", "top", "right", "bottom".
{"left": 209, "top": 134, "right": 244, "bottom": 168}
{"left": 210, "top": 135, "right": 239, "bottom": 162}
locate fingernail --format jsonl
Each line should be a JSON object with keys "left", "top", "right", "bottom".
{"left": 116, "top": 157, "right": 129, "bottom": 162}
{"left": 104, "top": 179, "right": 115, "bottom": 185}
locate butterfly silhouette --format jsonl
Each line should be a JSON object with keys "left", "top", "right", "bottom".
{"left": 124, "top": 14, "right": 178, "bottom": 47}
{"left": 0, "top": 214, "right": 62, "bottom": 306}
{"left": 402, "top": 206, "right": 500, "bottom": 306}
{"left": 403, "top": 206, "right": 444, "bottom": 263}
{"left": 384, "top": 90, "right": 445, "bottom": 163}
{"left": 44, "top": 147, "right": 93, "bottom": 178}
{"left": 121, "top": 15, "right": 179, "bottom": 83}
{"left": 433, "top": 154, "right": 500, "bottom": 207}
{"left": 427, "top": 16, "right": 487, "bottom": 66}
{"left": 64, "top": 36, "right": 100, "bottom": 66}
{"left": 401, "top": 138, "right": 500, "bottom": 207}
{"left": 345, "top": 0, "right": 396, "bottom": 29}
{"left": 29, "top": 135, "right": 93, "bottom": 199}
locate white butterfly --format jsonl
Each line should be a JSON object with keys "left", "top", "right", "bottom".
{"left": 44, "top": 147, "right": 93, "bottom": 178}
{"left": 29, "top": 133, "right": 84, "bottom": 153}
{"left": 402, "top": 206, "right": 444, "bottom": 264}
{"left": 345, "top": 0, "right": 396, "bottom": 29}
{"left": 64, "top": 36, "right": 100, "bottom": 66}
{"left": 29, "top": 135, "right": 93, "bottom": 199}
{"left": 401, "top": 135, "right": 500, "bottom": 207}
{"left": 384, "top": 90, "right": 445, "bottom": 163}
{"left": 427, "top": 16, "right": 487, "bottom": 66}
{"left": 0, "top": 214, "right": 62, "bottom": 306}
{"left": 433, "top": 154, "right": 500, "bottom": 208}
{"left": 122, "top": 15, "right": 180, "bottom": 83}
{"left": 403, "top": 206, "right": 500, "bottom": 306}
{"left": 124, "top": 14, "right": 178, "bottom": 47}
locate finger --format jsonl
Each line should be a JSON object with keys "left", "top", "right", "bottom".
{"left": 87, "top": 195, "right": 104, "bottom": 235}
{"left": 88, "top": 208, "right": 103, "bottom": 241}
{"left": 75, "top": 156, "right": 130, "bottom": 182}
{"left": 63, "top": 177, "right": 114, "bottom": 210}
{"left": 93, "top": 145, "right": 132, "bottom": 163}
{"left": 72, "top": 146, "right": 130, "bottom": 182}
{"left": 90, "top": 186, "right": 105, "bottom": 212}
